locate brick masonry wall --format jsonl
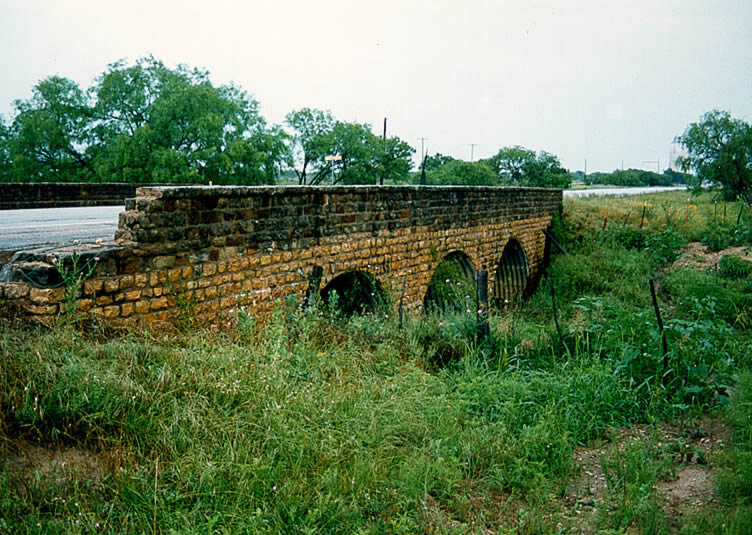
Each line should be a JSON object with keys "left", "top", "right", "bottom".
{"left": 0, "top": 183, "right": 171, "bottom": 209}
{"left": 0, "top": 185, "right": 562, "bottom": 329}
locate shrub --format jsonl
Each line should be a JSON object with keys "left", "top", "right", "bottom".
{"left": 719, "top": 255, "right": 752, "bottom": 280}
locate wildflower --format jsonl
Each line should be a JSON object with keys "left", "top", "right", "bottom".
{"left": 445, "top": 278, "right": 450, "bottom": 283}
{"left": 439, "top": 322, "right": 444, "bottom": 327}
{"left": 51, "top": 257, "right": 58, "bottom": 264}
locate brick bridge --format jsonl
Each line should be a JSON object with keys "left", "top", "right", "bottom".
{"left": 0, "top": 185, "right": 562, "bottom": 328}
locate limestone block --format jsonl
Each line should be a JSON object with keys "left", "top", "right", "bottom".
{"left": 30, "top": 287, "right": 65, "bottom": 304}
{"left": 23, "top": 303, "right": 58, "bottom": 315}
{"left": 83, "top": 280, "right": 103, "bottom": 296}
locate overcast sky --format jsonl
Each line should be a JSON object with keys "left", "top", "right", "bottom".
{"left": 2, "top": 0, "right": 751, "bottom": 173}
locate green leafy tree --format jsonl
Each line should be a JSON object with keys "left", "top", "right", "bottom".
{"left": 284, "top": 107, "right": 335, "bottom": 184}
{"left": 91, "top": 57, "right": 286, "bottom": 184}
{"left": 488, "top": 146, "right": 536, "bottom": 183}
{"left": 0, "top": 117, "right": 11, "bottom": 181}
{"left": 677, "top": 110, "right": 752, "bottom": 203}
{"left": 7, "top": 76, "right": 95, "bottom": 182}
{"left": 325, "top": 121, "right": 377, "bottom": 184}
{"left": 422, "top": 153, "right": 455, "bottom": 171}
{"left": 427, "top": 159, "right": 497, "bottom": 185}
{"left": 375, "top": 136, "right": 415, "bottom": 184}
{"left": 313, "top": 121, "right": 413, "bottom": 185}
{"left": 2, "top": 57, "right": 289, "bottom": 184}
{"left": 488, "top": 146, "right": 571, "bottom": 188}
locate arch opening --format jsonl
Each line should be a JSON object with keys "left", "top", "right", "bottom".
{"left": 494, "top": 239, "right": 529, "bottom": 305}
{"left": 320, "top": 271, "right": 386, "bottom": 316}
{"left": 424, "top": 251, "right": 476, "bottom": 314}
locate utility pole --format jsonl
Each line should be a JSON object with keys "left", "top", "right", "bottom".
{"left": 418, "top": 137, "right": 428, "bottom": 161}
{"left": 469, "top": 143, "right": 478, "bottom": 162}
{"left": 380, "top": 118, "right": 387, "bottom": 185}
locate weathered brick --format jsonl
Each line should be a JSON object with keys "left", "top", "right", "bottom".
{"left": 83, "top": 279, "right": 103, "bottom": 295}
{"left": 104, "top": 279, "right": 119, "bottom": 294}
{"left": 30, "top": 287, "right": 65, "bottom": 304}
{"left": 134, "top": 300, "right": 150, "bottom": 314}
{"left": 151, "top": 297, "right": 169, "bottom": 311}
{"left": 124, "top": 289, "right": 142, "bottom": 301}
{"left": 23, "top": 303, "right": 58, "bottom": 315}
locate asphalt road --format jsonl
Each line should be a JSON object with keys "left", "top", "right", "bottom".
{"left": 0, "top": 206, "right": 123, "bottom": 251}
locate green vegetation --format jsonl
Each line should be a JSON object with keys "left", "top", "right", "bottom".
{"left": 677, "top": 110, "right": 752, "bottom": 204}
{"left": 1, "top": 57, "right": 579, "bottom": 189}
{"left": 2, "top": 187, "right": 752, "bottom": 534}
{"left": 585, "top": 167, "right": 690, "bottom": 188}
{"left": 0, "top": 58, "right": 415, "bottom": 186}
{"left": 415, "top": 146, "right": 571, "bottom": 188}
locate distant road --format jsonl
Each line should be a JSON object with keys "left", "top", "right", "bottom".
{"left": 0, "top": 206, "right": 123, "bottom": 251}
{"left": 564, "top": 186, "right": 686, "bottom": 198}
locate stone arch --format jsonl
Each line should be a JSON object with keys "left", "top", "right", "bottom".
{"left": 320, "top": 270, "right": 386, "bottom": 316}
{"left": 423, "top": 250, "right": 476, "bottom": 313}
{"left": 494, "top": 238, "right": 529, "bottom": 304}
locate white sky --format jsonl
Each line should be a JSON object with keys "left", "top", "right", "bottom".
{"left": 2, "top": 0, "right": 751, "bottom": 173}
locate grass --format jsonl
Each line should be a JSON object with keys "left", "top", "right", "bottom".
{"left": 1, "top": 189, "right": 751, "bottom": 533}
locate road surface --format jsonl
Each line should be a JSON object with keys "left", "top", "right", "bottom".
{"left": 564, "top": 186, "right": 686, "bottom": 198}
{"left": 0, "top": 206, "right": 123, "bottom": 251}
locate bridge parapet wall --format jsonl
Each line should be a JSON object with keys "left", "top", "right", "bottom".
{"left": 0, "top": 185, "right": 562, "bottom": 329}
{"left": 0, "top": 183, "right": 152, "bottom": 209}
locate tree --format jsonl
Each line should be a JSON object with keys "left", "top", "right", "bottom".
{"left": 90, "top": 57, "right": 286, "bottom": 184}
{"left": 284, "top": 108, "right": 335, "bottom": 184}
{"left": 677, "top": 110, "right": 752, "bottom": 203}
{"left": 422, "top": 153, "right": 455, "bottom": 171}
{"left": 0, "top": 117, "right": 11, "bottom": 181}
{"left": 310, "top": 121, "right": 413, "bottom": 185}
{"left": 2, "top": 57, "right": 289, "bottom": 184}
{"left": 375, "top": 136, "right": 415, "bottom": 184}
{"left": 488, "top": 146, "right": 571, "bottom": 188}
{"left": 488, "top": 146, "right": 536, "bottom": 183}
{"left": 427, "top": 159, "right": 497, "bottom": 185}
{"left": 8, "top": 76, "right": 94, "bottom": 182}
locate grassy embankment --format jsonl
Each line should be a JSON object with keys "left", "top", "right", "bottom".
{"left": 1, "top": 190, "right": 751, "bottom": 533}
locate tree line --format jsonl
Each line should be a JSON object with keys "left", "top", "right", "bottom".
{"left": 0, "top": 57, "right": 573, "bottom": 188}
{"left": 583, "top": 168, "right": 690, "bottom": 188}
{"left": 1, "top": 58, "right": 748, "bottom": 200}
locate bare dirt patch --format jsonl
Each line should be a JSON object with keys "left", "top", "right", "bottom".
{"left": 673, "top": 242, "right": 752, "bottom": 271}
{"left": 556, "top": 416, "right": 729, "bottom": 533}
{"left": 2, "top": 439, "right": 126, "bottom": 497}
